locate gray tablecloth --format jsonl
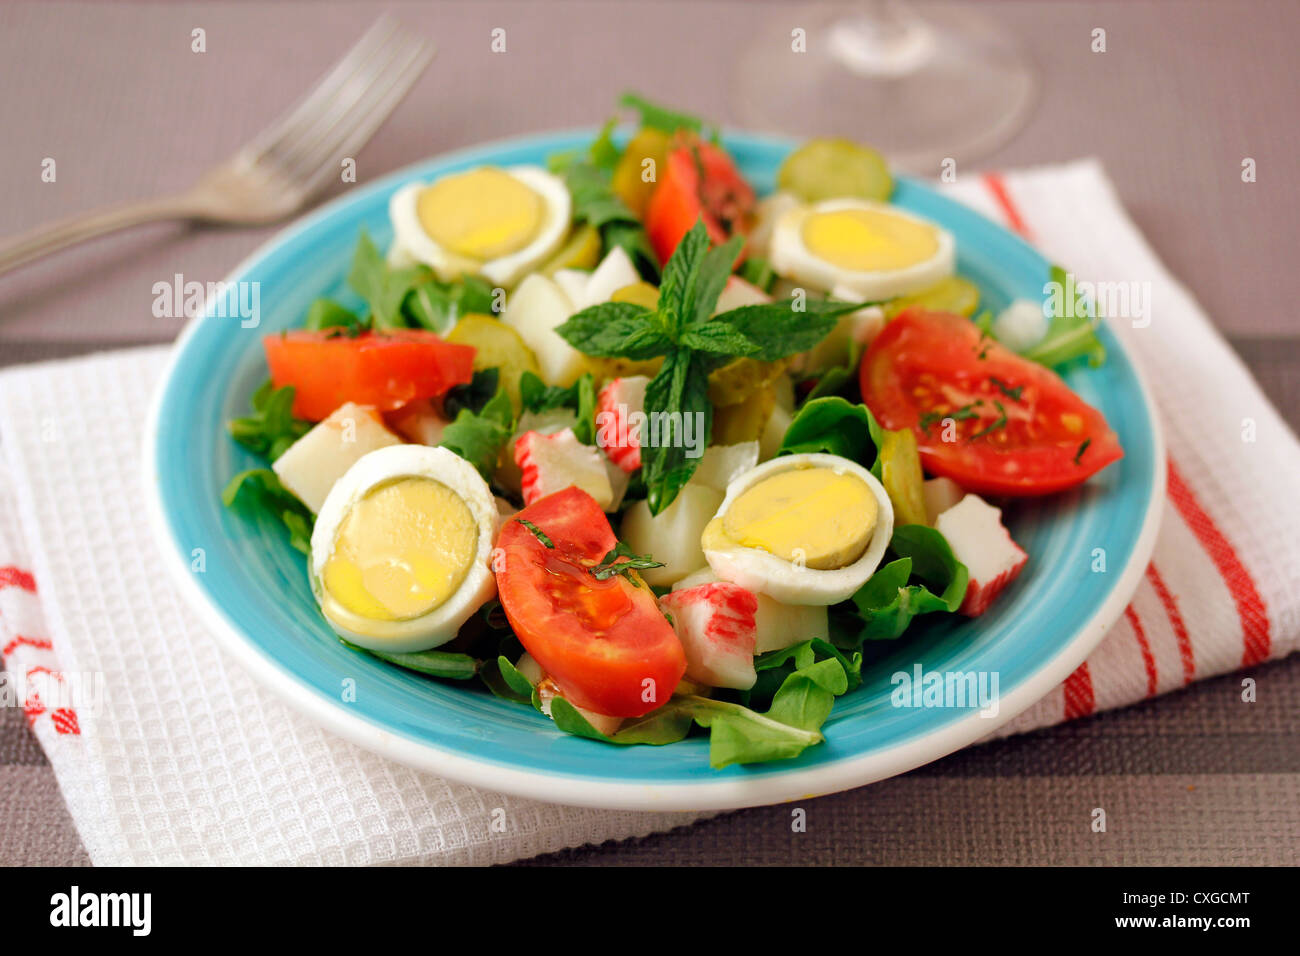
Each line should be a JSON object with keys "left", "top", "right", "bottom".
{"left": 1, "top": 0, "right": 1297, "bottom": 866}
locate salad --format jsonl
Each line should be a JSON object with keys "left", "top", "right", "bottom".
{"left": 223, "top": 94, "right": 1122, "bottom": 769}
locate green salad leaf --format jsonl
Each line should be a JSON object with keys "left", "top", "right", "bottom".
{"left": 227, "top": 381, "right": 312, "bottom": 462}
{"left": 341, "top": 641, "right": 479, "bottom": 680}
{"left": 1021, "top": 265, "right": 1107, "bottom": 369}
{"left": 557, "top": 155, "right": 660, "bottom": 282}
{"left": 443, "top": 368, "right": 501, "bottom": 420}
{"left": 842, "top": 525, "right": 969, "bottom": 643}
{"left": 518, "top": 370, "right": 598, "bottom": 444}
{"left": 348, "top": 231, "right": 424, "bottom": 329}
{"left": 404, "top": 272, "right": 496, "bottom": 334}
{"left": 479, "top": 655, "right": 535, "bottom": 703}
{"left": 617, "top": 91, "right": 706, "bottom": 134}
{"left": 777, "top": 395, "right": 884, "bottom": 467}
{"left": 517, "top": 635, "right": 858, "bottom": 768}
{"left": 221, "top": 467, "right": 314, "bottom": 555}
{"left": 304, "top": 299, "right": 364, "bottom": 333}
{"left": 439, "top": 388, "right": 515, "bottom": 480}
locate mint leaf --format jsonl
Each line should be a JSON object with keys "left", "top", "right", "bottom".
{"left": 689, "top": 234, "right": 745, "bottom": 326}
{"left": 705, "top": 298, "right": 855, "bottom": 362}
{"left": 642, "top": 350, "right": 712, "bottom": 515}
{"left": 658, "top": 220, "right": 711, "bottom": 336}
{"left": 555, "top": 302, "right": 669, "bottom": 359}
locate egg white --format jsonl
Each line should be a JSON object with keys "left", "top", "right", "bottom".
{"left": 310, "top": 444, "right": 499, "bottom": 652}
{"left": 703, "top": 453, "right": 894, "bottom": 606}
{"left": 388, "top": 165, "right": 572, "bottom": 289}
{"left": 769, "top": 198, "right": 955, "bottom": 301}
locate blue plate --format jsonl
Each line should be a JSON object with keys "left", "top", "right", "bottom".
{"left": 145, "top": 130, "right": 1164, "bottom": 810}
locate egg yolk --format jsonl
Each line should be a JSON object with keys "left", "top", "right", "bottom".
{"left": 323, "top": 477, "right": 477, "bottom": 621}
{"left": 711, "top": 466, "right": 878, "bottom": 570}
{"left": 801, "top": 208, "right": 939, "bottom": 273}
{"left": 417, "top": 168, "right": 544, "bottom": 260}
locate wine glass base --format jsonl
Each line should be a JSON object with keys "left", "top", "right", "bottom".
{"left": 733, "top": 3, "right": 1037, "bottom": 175}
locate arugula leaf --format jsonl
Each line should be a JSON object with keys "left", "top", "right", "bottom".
{"left": 642, "top": 349, "right": 712, "bottom": 515}
{"left": 845, "top": 525, "right": 969, "bottom": 643}
{"left": 618, "top": 91, "right": 706, "bottom": 134}
{"left": 221, "top": 468, "right": 314, "bottom": 555}
{"left": 1022, "top": 265, "right": 1107, "bottom": 368}
{"left": 341, "top": 641, "right": 479, "bottom": 680}
{"left": 304, "top": 299, "right": 365, "bottom": 333}
{"left": 439, "top": 389, "right": 515, "bottom": 480}
{"left": 227, "top": 381, "right": 312, "bottom": 462}
{"left": 778, "top": 396, "right": 885, "bottom": 467}
{"left": 348, "top": 231, "right": 425, "bottom": 329}
{"left": 518, "top": 370, "right": 598, "bottom": 444}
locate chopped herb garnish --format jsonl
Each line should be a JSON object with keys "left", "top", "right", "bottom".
{"left": 589, "top": 542, "right": 665, "bottom": 582}
{"left": 919, "top": 401, "right": 982, "bottom": 433}
{"left": 1074, "top": 437, "right": 1092, "bottom": 464}
{"left": 516, "top": 518, "right": 554, "bottom": 549}
{"left": 989, "top": 377, "right": 1024, "bottom": 401}
{"left": 970, "top": 400, "right": 1008, "bottom": 439}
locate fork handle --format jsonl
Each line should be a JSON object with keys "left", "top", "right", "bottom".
{"left": 0, "top": 193, "right": 210, "bottom": 276}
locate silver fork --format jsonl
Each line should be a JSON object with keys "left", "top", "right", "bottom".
{"left": 0, "top": 16, "right": 434, "bottom": 276}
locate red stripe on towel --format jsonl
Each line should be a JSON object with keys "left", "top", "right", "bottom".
{"left": 1146, "top": 563, "right": 1196, "bottom": 683}
{"left": 1167, "top": 459, "right": 1270, "bottom": 666}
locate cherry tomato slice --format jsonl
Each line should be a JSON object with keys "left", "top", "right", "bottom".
{"left": 644, "top": 134, "right": 756, "bottom": 265}
{"left": 496, "top": 487, "right": 686, "bottom": 718}
{"left": 859, "top": 309, "right": 1123, "bottom": 496}
{"left": 263, "top": 329, "right": 474, "bottom": 421}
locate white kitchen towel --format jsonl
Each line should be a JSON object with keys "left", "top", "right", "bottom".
{"left": 1, "top": 159, "right": 1297, "bottom": 866}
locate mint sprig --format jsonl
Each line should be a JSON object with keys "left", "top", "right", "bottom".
{"left": 555, "top": 219, "right": 860, "bottom": 513}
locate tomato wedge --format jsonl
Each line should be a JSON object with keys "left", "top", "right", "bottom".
{"left": 263, "top": 329, "right": 474, "bottom": 421}
{"left": 496, "top": 487, "right": 686, "bottom": 718}
{"left": 644, "top": 133, "right": 756, "bottom": 265}
{"left": 859, "top": 309, "right": 1123, "bottom": 496}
